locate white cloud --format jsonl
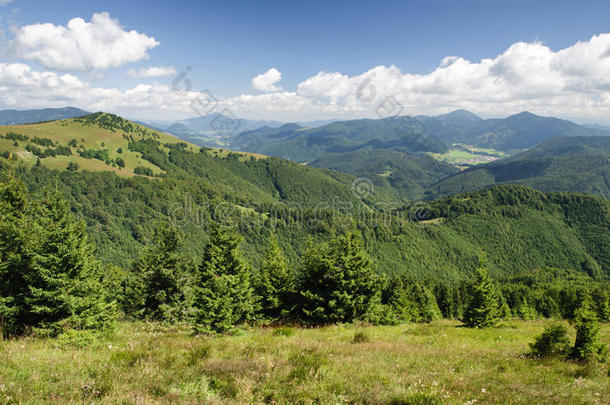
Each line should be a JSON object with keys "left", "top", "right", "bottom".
{"left": 11, "top": 12, "right": 159, "bottom": 71}
{"left": 127, "top": 66, "right": 176, "bottom": 79}
{"left": 251, "top": 67, "right": 282, "bottom": 92}
{"left": 5, "top": 34, "right": 610, "bottom": 122}
{"left": 0, "top": 0, "right": 13, "bottom": 6}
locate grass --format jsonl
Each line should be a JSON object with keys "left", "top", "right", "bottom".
{"left": 0, "top": 320, "right": 608, "bottom": 404}
{"left": 0, "top": 116, "right": 266, "bottom": 176}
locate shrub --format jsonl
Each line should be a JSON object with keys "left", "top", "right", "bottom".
{"left": 352, "top": 331, "right": 370, "bottom": 343}
{"left": 528, "top": 321, "right": 570, "bottom": 358}
{"left": 134, "top": 166, "right": 154, "bottom": 176}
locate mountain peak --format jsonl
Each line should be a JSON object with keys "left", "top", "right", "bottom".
{"left": 437, "top": 109, "right": 481, "bottom": 123}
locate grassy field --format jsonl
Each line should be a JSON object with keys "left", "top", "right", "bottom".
{"left": 0, "top": 320, "right": 608, "bottom": 404}
{"left": 428, "top": 145, "right": 507, "bottom": 169}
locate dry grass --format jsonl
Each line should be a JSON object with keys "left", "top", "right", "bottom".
{"left": 0, "top": 320, "right": 608, "bottom": 404}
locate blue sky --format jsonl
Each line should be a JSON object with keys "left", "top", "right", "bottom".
{"left": 3, "top": 0, "right": 610, "bottom": 122}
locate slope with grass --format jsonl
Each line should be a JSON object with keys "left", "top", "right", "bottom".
{"left": 0, "top": 112, "right": 264, "bottom": 177}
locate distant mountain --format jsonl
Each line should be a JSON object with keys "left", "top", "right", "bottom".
{"left": 231, "top": 116, "right": 450, "bottom": 162}
{"left": 418, "top": 111, "right": 610, "bottom": 152}
{"left": 142, "top": 115, "right": 335, "bottom": 148}
{"left": 310, "top": 150, "right": 460, "bottom": 200}
{"left": 0, "top": 107, "right": 89, "bottom": 125}
{"left": 426, "top": 136, "right": 610, "bottom": 199}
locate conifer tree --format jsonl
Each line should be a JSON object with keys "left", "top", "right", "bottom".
{"left": 125, "top": 222, "right": 190, "bottom": 321}
{"left": 193, "top": 223, "right": 254, "bottom": 333}
{"left": 257, "top": 236, "right": 294, "bottom": 322}
{"left": 571, "top": 301, "right": 607, "bottom": 362}
{"left": 25, "top": 187, "right": 115, "bottom": 336}
{"left": 0, "top": 165, "right": 31, "bottom": 337}
{"left": 298, "top": 232, "right": 383, "bottom": 325}
{"left": 463, "top": 259, "right": 505, "bottom": 328}
{"left": 384, "top": 277, "right": 441, "bottom": 323}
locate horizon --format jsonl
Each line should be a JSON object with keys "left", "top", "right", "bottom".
{"left": 3, "top": 1, "right": 610, "bottom": 123}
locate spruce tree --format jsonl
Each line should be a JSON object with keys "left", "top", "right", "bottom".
{"left": 125, "top": 222, "right": 190, "bottom": 321}
{"left": 0, "top": 165, "right": 31, "bottom": 337}
{"left": 298, "top": 232, "right": 383, "bottom": 325}
{"left": 193, "top": 224, "right": 254, "bottom": 333}
{"left": 25, "top": 187, "right": 115, "bottom": 336}
{"left": 257, "top": 236, "right": 294, "bottom": 322}
{"left": 571, "top": 301, "right": 607, "bottom": 362}
{"left": 463, "top": 260, "right": 505, "bottom": 328}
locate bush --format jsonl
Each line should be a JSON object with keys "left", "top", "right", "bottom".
{"left": 352, "top": 331, "right": 370, "bottom": 343}
{"left": 134, "top": 166, "right": 154, "bottom": 176}
{"left": 528, "top": 321, "right": 570, "bottom": 358}
{"left": 273, "top": 327, "right": 295, "bottom": 337}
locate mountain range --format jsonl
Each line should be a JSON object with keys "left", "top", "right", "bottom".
{"left": 230, "top": 110, "right": 610, "bottom": 161}
{"left": 0, "top": 107, "right": 89, "bottom": 125}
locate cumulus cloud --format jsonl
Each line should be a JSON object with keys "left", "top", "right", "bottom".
{"left": 127, "top": 66, "right": 176, "bottom": 79}
{"left": 11, "top": 12, "right": 159, "bottom": 71}
{"left": 0, "top": 0, "right": 13, "bottom": 6}
{"left": 6, "top": 34, "right": 610, "bottom": 122}
{"left": 251, "top": 67, "right": 282, "bottom": 92}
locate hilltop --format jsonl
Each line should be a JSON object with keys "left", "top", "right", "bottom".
{"left": 0, "top": 112, "right": 263, "bottom": 177}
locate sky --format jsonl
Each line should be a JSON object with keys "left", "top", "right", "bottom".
{"left": 3, "top": 0, "right": 610, "bottom": 122}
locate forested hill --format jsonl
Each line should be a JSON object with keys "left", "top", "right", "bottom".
{"left": 1, "top": 113, "right": 608, "bottom": 284}
{"left": 8, "top": 158, "right": 610, "bottom": 283}
{"left": 310, "top": 149, "right": 460, "bottom": 200}
{"left": 230, "top": 117, "right": 449, "bottom": 162}
{"left": 427, "top": 136, "right": 610, "bottom": 199}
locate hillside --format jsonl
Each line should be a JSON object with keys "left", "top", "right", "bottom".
{"left": 0, "top": 107, "right": 89, "bottom": 125}
{"left": 427, "top": 136, "right": 610, "bottom": 199}
{"left": 0, "top": 112, "right": 269, "bottom": 177}
{"left": 230, "top": 117, "right": 449, "bottom": 162}
{"left": 310, "top": 149, "right": 460, "bottom": 200}
{"left": 8, "top": 157, "right": 610, "bottom": 282}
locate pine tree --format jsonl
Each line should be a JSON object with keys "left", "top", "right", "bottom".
{"left": 257, "top": 236, "right": 294, "bottom": 322}
{"left": 0, "top": 165, "right": 31, "bottom": 337}
{"left": 463, "top": 260, "right": 505, "bottom": 328}
{"left": 25, "top": 187, "right": 115, "bottom": 336}
{"left": 571, "top": 301, "right": 607, "bottom": 362}
{"left": 298, "top": 232, "right": 383, "bottom": 325}
{"left": 125, "top": 223, "right": 190, "bottom": 321}
{"left": 193, "top": 224, "right": 254, "bottom": 333}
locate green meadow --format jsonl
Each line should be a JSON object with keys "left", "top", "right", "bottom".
{"left": 1, "top": 320, "right": 608, "bottom": 404}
